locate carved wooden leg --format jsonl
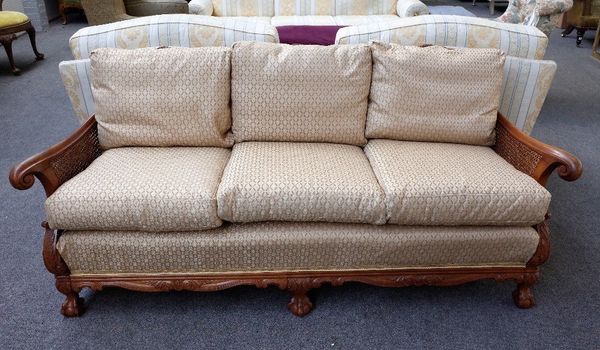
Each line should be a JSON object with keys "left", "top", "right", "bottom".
{"left": 576, "top": 29, "right": 585, "bottom": 47}
{"left": 60, "top": 291, "right": 85, "bottom": 317}
{"left": 25, "top": 25, "right": 44, "bottom": 61}
{"left": 561, "top": 25, "right": 574, "bottom": 37}
{"left": 513, "top": 283, "right": 535, "bottom": 309}
{"left": 59, "top": 1, "right": 67, "bottom": 25}
{"left": 0, "top": 35, "right": 20, "bottom": 75}
{"left": 287, "top": 290, "right": 313, "bottom": 317}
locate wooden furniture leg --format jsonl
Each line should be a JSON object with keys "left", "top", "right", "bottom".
{"left": 59, "top": 0, "right": 67, "bottom": 24}
{"left": 25, "top": 25, "right": 44, "bottom": 60}
{"left": 593, "top": 25, "right": 600, "bottom": 60}
{"left": 576, "top": 28, "right": 586, "bottom": 46}
{"left": 0, "top": 34, "right": 20, "bottom": 75}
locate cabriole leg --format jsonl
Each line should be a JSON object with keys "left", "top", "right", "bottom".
{"left": 25, "top": 26, "right": 44, "bottom": 60}
{"left": 60, "top": 291, "right": 84, "bottom": 317}
{"left": 513, "top": 283, "right": 535, "bottom": 309}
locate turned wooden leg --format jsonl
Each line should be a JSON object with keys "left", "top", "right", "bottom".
{"left": 513, "top": 283, "right": 535, "bottom": 309}
{"left": 60, "top": 291, "right": 85, "bottom": 317}
{"left": 561, "top": 25, "right": 575, "bottom": 37}
{"left": 576, "top": 29, "right": 585, "bottom": 47}
{"left": 1, "top": 35, "right": 21, "bottom": 75}
{"left": 25, "top": 26, "right": 44, "bottom": 61}
{"left": 287, "top": 290, "right": 313, "bottom": 317}
{"left": 59, "top": 1, "right": 67, "bottom": 25}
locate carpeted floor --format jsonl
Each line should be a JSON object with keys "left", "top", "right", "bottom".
{"left": 1, "top": 6, "right": 599, "bottom": 349}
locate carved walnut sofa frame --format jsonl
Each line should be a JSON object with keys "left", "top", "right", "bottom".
{"left": 9, "top": 114, "right": 582, "bottom": 317}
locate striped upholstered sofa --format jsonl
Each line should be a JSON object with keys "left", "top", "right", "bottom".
{"left": 11, "top": 43, "right": 581, "bottom": 317}
{"left": 187, "top": 0, "right": 430, "bottom": 25}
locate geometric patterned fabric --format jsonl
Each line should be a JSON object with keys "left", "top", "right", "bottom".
{"left": 91, "top": 47, "right": 233, "bottom": 148}
{"left": 57, "top": 223, "right": 540, "bottom": 274}
{"left": 217, "top": 142, "right": 387, "bottom": 224}
{"left": 367, "top": 43, "right": 505, "bottom": 146}
{"left": 364, "top": 139, "right": 551, "bottom": 226}
{"left": 46, "top": 147, "right": 231, "bottom": 231}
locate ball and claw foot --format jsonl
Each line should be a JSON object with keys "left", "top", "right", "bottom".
{"left": 287, "top": 292, "right": 313, "bottom": 317}
{"left": 61, "top": 293, "right": 85, "bottom": 317}
{"left": 513, "top": 284, "right": 535, "bottom": 309}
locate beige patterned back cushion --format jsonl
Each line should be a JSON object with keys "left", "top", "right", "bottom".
{"left": 367, "top": 43, "right": 505, "bottom": 146}
{"left": 91, "top": 47, "right": 233, "bottom": 149}
{"left": 231, "top": 42, "right": 371, "bottom": 145}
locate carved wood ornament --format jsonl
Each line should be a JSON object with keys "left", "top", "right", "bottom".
{"left": 9, "top": 114, "right": 582, "bottom": 317}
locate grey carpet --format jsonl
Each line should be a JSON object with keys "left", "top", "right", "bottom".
{"left": 1, "top": 9, "right": 599, "bottom": 349}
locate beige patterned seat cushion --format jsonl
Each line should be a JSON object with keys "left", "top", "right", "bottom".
{"left": 217, "top": 142, "right": 387, "bottom": 224}
{"left": 46, "top": 147, "right": 231, "bottom": 232}
{"left": 364, "top": 140, "right": 551, "bottom": 226}
{"left": 57, "top": 223, "right": 539, "bottom": 275}
{"left": 231, "top": 42, "right": 371, "bottom": 145}
{"left": 367, "top": 43, "right": 505, "bottom": 146}
{"left": 91, "top": 47, "right": 233, "bottom": 149}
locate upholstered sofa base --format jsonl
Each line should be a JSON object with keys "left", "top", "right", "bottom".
{"left": 44, "top": 221, "right": 549, "bottom": 317}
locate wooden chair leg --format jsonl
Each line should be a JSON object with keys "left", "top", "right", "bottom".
{"left": 59, "top": 1, "right": 68, "bottom": 25}
{"left": 25, "top": 25, "right": 44, "bottom": 60}
{"left": 576, "top": 29, "right": 586, "bottom": 47}
{"left": 0, "top": 35, "right": 21, "bottom": 75}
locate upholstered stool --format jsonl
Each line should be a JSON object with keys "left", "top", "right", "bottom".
{"left": 0, "top": 3, "right": 44, "bottom": 75}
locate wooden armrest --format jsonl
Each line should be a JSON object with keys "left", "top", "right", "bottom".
{"left": 9, "top": 116, "right": 101, "bottom": 197}
{"left": 493, "top": 114, "right": 582, "bottom": 186}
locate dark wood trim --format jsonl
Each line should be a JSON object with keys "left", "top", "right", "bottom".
{"left": 494, "top": 114, "right": 582, "bottom": 186}
{"left": 9, "top": 116, "right": 100, "bottom": 197}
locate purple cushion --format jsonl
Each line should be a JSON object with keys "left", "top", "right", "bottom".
{"left": 276, "top": 26, "right": 346, "bottom": 45}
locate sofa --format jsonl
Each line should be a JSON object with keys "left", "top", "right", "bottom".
{"left": 188, "top": 0, "right": 429, "bottom": 25}
{"left": 60, "top": 14, "right": 557, "bottom": 135}
{"left": 497, "top": 0, "right": 574, "bottom": 37}
{"left": 10, "top": 42, "right": 581, "bottom": 317}
{"left": 80, "top": 0, "right": 188, "bottom": 25}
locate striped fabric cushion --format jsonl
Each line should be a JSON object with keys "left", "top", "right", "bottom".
{"left": 274, "top": 0, "right": 336, "bottom": 15}
{"left": 335, "top": 0, "right": 397, "bottom": 15}
{"left": 335, "top": 15, "right": 548, "bottom": 59}
{"left": 212, "top": 0, "right": 274, "bottom": 16}
{"left": 69, "top": 14, "right": 279, "bottom": 59}
{"left": 500, "top": 57, "right": 556, "bottom": 134}
{"left": 59, "top": 59, "right": 94, "bottom": 123}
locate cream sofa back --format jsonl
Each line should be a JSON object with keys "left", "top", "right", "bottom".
{"left": 201, "top": 0, "right": 399, "bottom": 16}
{"left": 69, "top": 14, "right": 279, "bottom": 59}
{"left": 335, "top": 15, "right": 555, "bottom": 134}
{"left": 61, "top": 14, "right": 279, "bottom": 123}
{"left": 335, "top": 15, "right": 548, "bottom": 59}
